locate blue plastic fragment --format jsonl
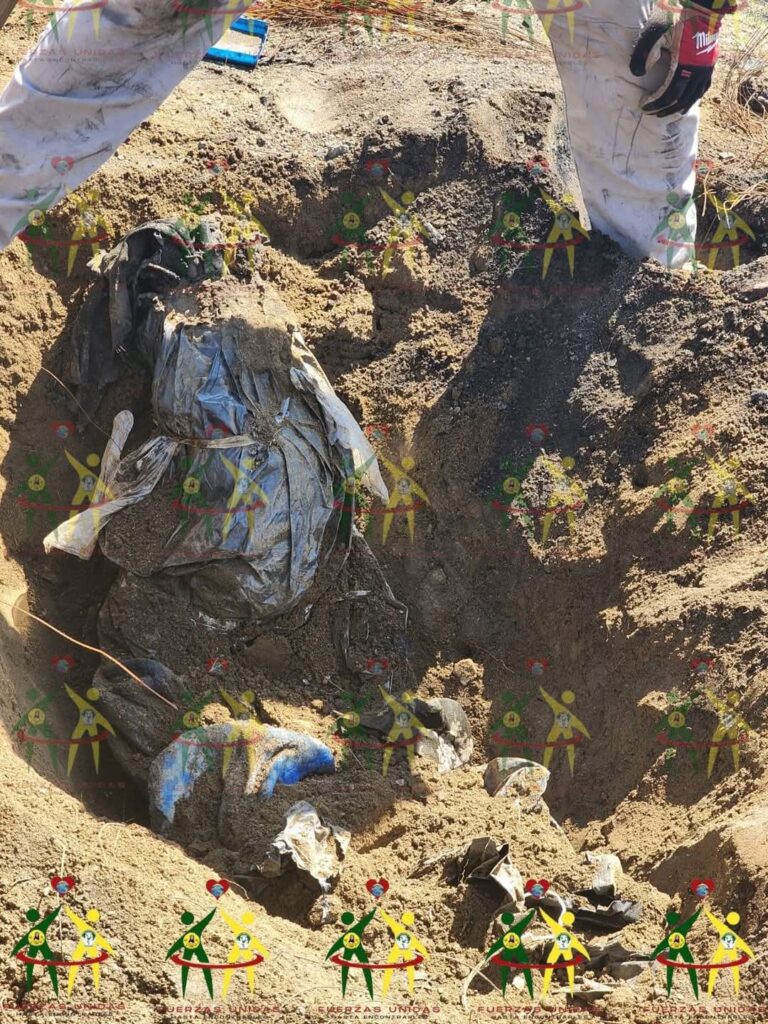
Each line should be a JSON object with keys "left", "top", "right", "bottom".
{"left": 205, "top": 46, "right": 260, "bottom": 69}
{"left": 204, "top": 18, "right": 269, "bottom": 69}
{"left": 232, "top": 16, "right": 269, "bottom": 38}
{"left": 148, "top": 723, "right": 335, "bottom": 833}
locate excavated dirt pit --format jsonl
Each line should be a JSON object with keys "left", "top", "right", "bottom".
{"left": 1, "top": 6, "right": 768, "bottom": 1024}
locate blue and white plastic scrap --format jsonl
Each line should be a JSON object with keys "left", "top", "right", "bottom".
{"left": 205, "top": 16, "right": 269, "bottom": 70}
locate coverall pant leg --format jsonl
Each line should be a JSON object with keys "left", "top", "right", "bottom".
{"left": 0, "top": 0, "right": 240, "bottom": 248}
{"left": 541, "top": 0, "right": 699, "bottom": 267}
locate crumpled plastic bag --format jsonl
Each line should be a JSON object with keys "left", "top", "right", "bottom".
{"left": 483, "top": 757, "right": 550, "bottom": 809}
{"left": 148, "top": 723, "right": 335, "bottom": 833}
{"left": 256, "top": 800, "right": 351, "bottom": 892}
{"left": 414, "top": 837, "right": 525, "bottom": 905}
{"left": 45, "top": 222, "right": 386, "bottom": 628}
{"left": 359, "top": 695, "right": 474, "bottom": 772}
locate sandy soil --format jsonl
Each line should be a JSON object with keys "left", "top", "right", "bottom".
{"left": 1, "top": 4, "right": 768, "bottom": 1023}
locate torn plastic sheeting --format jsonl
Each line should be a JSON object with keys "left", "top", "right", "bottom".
{"left": 584, "top": 851, "right": 623, "bottom": 897}
{"left": 148, "top": 722, "right": 335, "bottom": 834}
{"left": 439, "top": 837, "right": 525, "bottom": 905}
{"left": 45, "top": 222, "right": 387, "bottom": 625}
{"left": 256, "top": 800, "right": 351, "bottom": 892}
{"left": 47, "top": 409, "right": 135, "bottom": 560}
{"left": 66, "top": 220, "right": 221, "bottom": 417}
{"left": 572, "top": 897, "right": 643, "bottom": 932}
{"left": 414, "top": 697, "right": 473, "bottom": 772}
{"left": 584, "top": 938, "right": 653, "bottom": 973}
{"left": 44, "top": 434, "right": 174, "bottom": 560}
{"left": 483, "top": 757, "right": 550, "bottom": 808}
{"left": 359, "top": 695, "right": 473, "bottom": 772}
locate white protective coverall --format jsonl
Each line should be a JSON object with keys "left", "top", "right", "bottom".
{"left": 0, "top": 0, "right": 238, "bottom": 248}
{"left": 0, "top": 0, "right": 699, "bottom": 266}
{"left": 544, "top": 0, "right": 699, "bottom": 268}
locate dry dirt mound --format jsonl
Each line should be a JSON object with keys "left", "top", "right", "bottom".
{"left": 1, "top": 6, "right": 768, "bottom": 1023}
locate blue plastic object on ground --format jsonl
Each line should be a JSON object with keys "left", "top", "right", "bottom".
{"left": 148, "top": 721, "right": 335, "bottom": 833}
{"left": 204, "top": 17, "right": 269, "bottom": 70}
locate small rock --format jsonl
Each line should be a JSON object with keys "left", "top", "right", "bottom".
{"left": 585, "top": 851, "right": 623, "bottom": 892}
{"left": 325, "top": 143, "right": 348, "bottom": 160}
{"left": 570, "top": 982, "right": 615, "bottom": 1002}
{"left": 750, "top": 390, "right": 768, "bottom": 410}
{"left": 607, "top": 961, "right": 648, "bottom": 981}
{"left": 453, "top": 659, "right": 482, "bottom": 686}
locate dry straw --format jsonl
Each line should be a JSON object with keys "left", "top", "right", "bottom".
{"left": 710, "top": 1, "right": 768, "bottom": 215}
{"left": 248, "top": 0, "right": 540, "bottom": 54}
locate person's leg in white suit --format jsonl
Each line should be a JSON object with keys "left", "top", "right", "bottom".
{"left": 0, "top": 1, "right": 700, "bottom": 268}
{"left": 0, "top": 0, "right": 241, "bottom": 249}
{"left": 542, "top": 0, "right": 699, "bottom": 269}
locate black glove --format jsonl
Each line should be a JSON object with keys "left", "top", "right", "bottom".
{"left": 630, "top": 0, "right": 737, "bottom": 117}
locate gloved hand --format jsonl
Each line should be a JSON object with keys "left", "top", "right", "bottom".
{"left": 630, "top": 0, "right": 738, "bottom": 117}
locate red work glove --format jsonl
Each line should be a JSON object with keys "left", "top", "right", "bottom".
{"left": 630, "top": 0, "right": 738, "bottom": 117}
